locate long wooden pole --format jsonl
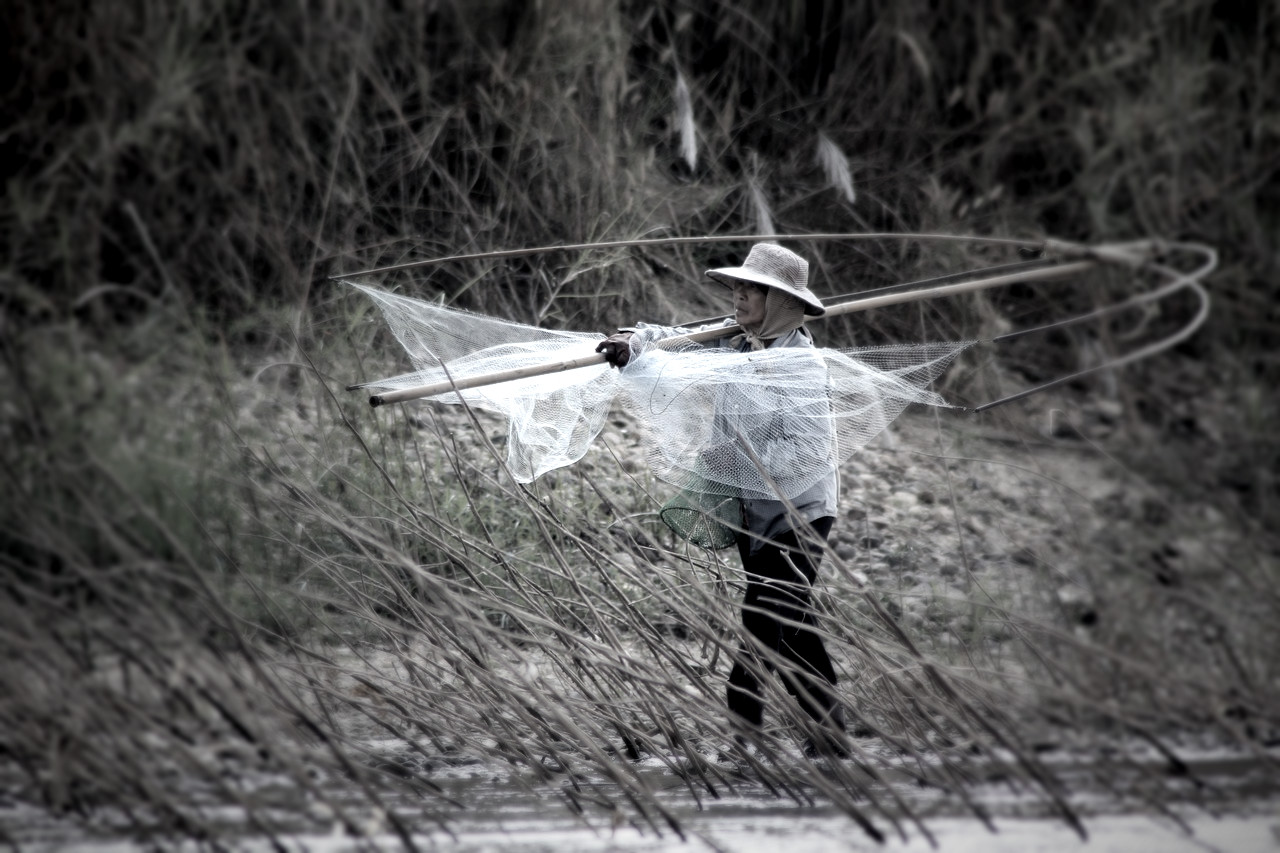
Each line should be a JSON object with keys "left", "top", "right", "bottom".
{"left": 366, "top": 257, "right": 1102, "bottom": 407}
{"left": 330, "top": 231, "right": 1047, "bottom": 280}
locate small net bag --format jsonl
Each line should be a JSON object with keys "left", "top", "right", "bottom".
{"left": 658, "top": 482, "right": 741, "bottom": 550}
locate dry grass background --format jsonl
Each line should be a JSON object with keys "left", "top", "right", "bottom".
{"left": 2, "top": 0, "right": 1278, "bottom": 847}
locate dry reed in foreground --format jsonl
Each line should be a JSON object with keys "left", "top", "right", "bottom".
{"left": 5, "top": 341, "right": 1276, "bottom": 847}
{"left": 4, "top": 1, "right": 1277, "bottom": 844}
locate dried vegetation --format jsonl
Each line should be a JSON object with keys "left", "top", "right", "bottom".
{"left": 2, "top": 0, "right": 1278, "bottom": 847}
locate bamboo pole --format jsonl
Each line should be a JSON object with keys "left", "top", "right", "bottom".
{"left": 366, "top": 256, "right": 1105, "bottom": 407}
{"left": 330, "top": 231, "right": 1048, "bottom": 280}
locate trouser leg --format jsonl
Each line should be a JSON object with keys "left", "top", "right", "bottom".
{"left": 778, "top": 615, "right": 842, "bottom": 725}
{"left": 727, "top": 517, "right": 840, "bottom": 728}
{"left": 726, "top": 653, "right": 765, "bottom": 729}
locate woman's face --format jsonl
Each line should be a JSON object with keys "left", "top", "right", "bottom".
{"left": 733, "top": 282, "right": 768, "bottom": 329}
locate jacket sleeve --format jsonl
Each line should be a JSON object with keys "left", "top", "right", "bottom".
{"left": 627, "top": 318, "right": 737, "bottom": 357}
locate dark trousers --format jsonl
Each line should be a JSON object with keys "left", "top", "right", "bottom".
{"left": 727, "top": 516, "right": 840, "bottom": 729}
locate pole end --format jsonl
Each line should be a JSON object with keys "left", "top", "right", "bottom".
{"left": 369, "top": 395, "right": 384, "bottom": 408}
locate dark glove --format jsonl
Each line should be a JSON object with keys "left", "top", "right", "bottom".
{"left": 596, "top": 331, "right": 634, "bottom": 369}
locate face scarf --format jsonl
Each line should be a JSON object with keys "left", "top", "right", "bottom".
{"left": 733, "top": 287, "right": 807, "bottom": 350}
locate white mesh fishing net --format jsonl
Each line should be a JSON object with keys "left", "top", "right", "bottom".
{"left": 352, "top": 283, "right": 973, "bottom": 502}
{"left": 621, "top": 325, "right": 974, "bottom": 503}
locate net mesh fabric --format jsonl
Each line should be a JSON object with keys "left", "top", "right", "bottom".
{"left": 352, "top": 283, "right": 972, "bottom": 502}
{"left": 657, "top": 485, "right": 742, "bottom": 551}
{"left": 353, "top": 283, "right": 619, "bottom": 482}
{"left": 622, "top": 326, "right": 968, "bottom": 502}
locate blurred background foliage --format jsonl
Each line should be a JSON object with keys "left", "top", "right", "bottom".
{"left": 3, "top": 0, "right": 1275, "bottom": 516}
{"left": 2, "top": 1, "right": 1273, "bottom": 326}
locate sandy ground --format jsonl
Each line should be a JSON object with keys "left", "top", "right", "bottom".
{"left": 4, "top": 386, "right": 1273, "bottom": 851}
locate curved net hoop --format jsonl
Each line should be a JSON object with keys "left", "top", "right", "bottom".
{"left": 352, "top": 284, "right": 972, "bottom": 497}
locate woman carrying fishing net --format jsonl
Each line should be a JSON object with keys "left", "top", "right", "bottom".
{"left": 597, "top": 243, "right": 851, "bottom": 758}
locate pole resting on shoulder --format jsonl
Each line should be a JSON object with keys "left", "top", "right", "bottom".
{"left": 355, "top": 236, "right": 1211, "bottom": 410}
{"left": 367, "top": 321, "right": 735, "bottom": 406}
{"left": 364, "top": 257, "right": 1101, "bottom": 406}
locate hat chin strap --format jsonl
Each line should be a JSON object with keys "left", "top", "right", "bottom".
{"left": 737, "top": 290, "right": 806, "bottom": 350}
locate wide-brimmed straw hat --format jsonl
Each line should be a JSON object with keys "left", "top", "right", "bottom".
{"left": 705, "top": 242, "right": 826, "bottom": 316}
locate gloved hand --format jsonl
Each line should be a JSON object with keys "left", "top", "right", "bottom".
{"left": 596, "top": 331, "right": 634, "bottom": 369}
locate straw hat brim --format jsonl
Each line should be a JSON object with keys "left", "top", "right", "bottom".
{"left": 705, "top": 267, "right": 826, "bottom": 316}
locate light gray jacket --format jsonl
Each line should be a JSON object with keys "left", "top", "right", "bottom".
{"left": 629, "top": 321, "right": 839, "bottom": 553}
